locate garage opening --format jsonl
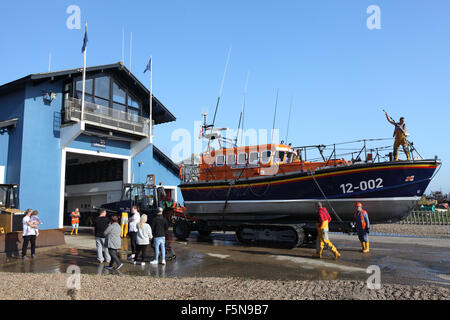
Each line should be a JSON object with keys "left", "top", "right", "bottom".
{"left": 64, "top": 152, "right": 127, "bottom": 227}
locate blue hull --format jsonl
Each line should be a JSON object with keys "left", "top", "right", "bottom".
{"left": 180, "top": 160, "right": 440, "bottom": 223}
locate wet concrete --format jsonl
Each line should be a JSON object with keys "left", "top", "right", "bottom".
{"left": 0, "top": 231, "right": 448, "bottom": 288}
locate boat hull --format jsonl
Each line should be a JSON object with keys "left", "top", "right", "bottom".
{"left": 180, "top": 160, "right": 440, "bottom": 224}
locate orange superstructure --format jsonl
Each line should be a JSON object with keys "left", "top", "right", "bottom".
{"left": 198, "top": 144, "right": 349, "bottom": 182}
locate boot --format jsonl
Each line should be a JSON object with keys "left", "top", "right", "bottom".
{"left": 75, "top": 229, "right": 78, "bottom": 235}
{"left": 312, "top": 245, "right": 323, "bottom": 259}
{"left": 363, "top": 242, "right": 370, "bottom": 253}
{"left": 331, "top": 247, "right": 341, "bottom": 260}
{"left": 70, "top": 229, "right": 74, "bottom": 235}
{"left": 360, "top": 242, "right": 365, "bottom": 252}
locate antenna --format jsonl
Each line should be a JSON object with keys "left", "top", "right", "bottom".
{"left": 48, "top": 52, "right": 52, "bottom": 72}
{"left": 285, "top": 96, "right": 293, "bottom": 144}
{"left": 129, "top": 32, "right": 133, "bottom": 71}
{"left": 271, "top": 89, "right": 279, "bottom": 144}
{"left": 121, "top": 28, "right": 125, "bottom": 63}
{"left": 208, "top": 45, "right": 232, "bottom": 151}
{"left": 235, "top": 70, "right": 250, "bottom": 147}
{"left": 211, "top": 45, "right": 232, "bottom": 128}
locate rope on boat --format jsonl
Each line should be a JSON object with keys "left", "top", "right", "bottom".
{"left": 309, "top": 169, "right": 345, "bottom": 225}
{"left": 248, "top": 181, "right": 271, "bottom": 197}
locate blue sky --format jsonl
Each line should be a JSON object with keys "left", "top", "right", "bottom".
{"left": 1, "top": 0, "right": 449, "bottom": 192}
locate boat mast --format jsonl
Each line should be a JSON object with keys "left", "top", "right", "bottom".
{"left": 235, "top": 70, "right": 250, "bottom": 147}
{"left": 271, "top": 89, "right": 279, "bottom": 145}
{"left": 285, "top": 96, "right": 293, "bottom": 144}
{"left": 208, "top": 45, "right": 232, "bottom": 152}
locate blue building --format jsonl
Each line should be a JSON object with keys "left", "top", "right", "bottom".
{"left": 0, "top": 62, "right": 181, "bottom": 231}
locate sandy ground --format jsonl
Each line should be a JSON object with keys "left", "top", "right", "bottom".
{"left": 0, "top": 272, "right": 448, "bottom": 300}
{"left": 371, "top": 224, "right": 450, "bottom": 238}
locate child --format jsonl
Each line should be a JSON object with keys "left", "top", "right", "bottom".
{"left": 30, "top": 210, "right": 43, "bottom": 236}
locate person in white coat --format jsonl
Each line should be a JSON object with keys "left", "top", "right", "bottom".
{"left": 133, "top": 214, "right": 153, "bottom": 266}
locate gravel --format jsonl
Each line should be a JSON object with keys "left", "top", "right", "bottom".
{"left": 0, "top": 272, "right": 448, "bottom": 300}
{"left": 371, "top": 224, "right": 450, "bottom": 238}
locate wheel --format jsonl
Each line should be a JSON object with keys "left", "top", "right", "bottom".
{"left": 173, "top": 220, "right": 191, "bottom": 240}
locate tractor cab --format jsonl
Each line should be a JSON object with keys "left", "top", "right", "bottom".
{"left": 0, "top": 184, "right": 25, "bottom": 233}
{"left": 0, "top": 184, "right": 19, "bottom": 212}
{"left": 100, "top": 175, "right": 166, "bottom": 220}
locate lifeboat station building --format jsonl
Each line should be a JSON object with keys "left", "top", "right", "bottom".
{"left": 0, "top": 62, "right": 181, "bottom": 241}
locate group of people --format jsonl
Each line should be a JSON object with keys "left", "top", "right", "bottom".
{"left": 312, "top": 201, "right": 370, "bottom": 259}
{"left": 93, "top": 206, "right": 169, "bottom": 271}
{"left": 21, "top": 209, "right": 44, "bottom": 259}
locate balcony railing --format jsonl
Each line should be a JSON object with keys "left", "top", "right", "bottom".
{"left": 64, "top": 97, "right": 150, "bottom": 137}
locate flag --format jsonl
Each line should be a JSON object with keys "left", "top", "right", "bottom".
{"left": 405, "top": 176, "right": 415, "bottom": 182}
{"left": 144, "top": 57, "right": 152, "bottom": 73}
{"left": 81, "top": 24, "right": 88, "bottom": 53}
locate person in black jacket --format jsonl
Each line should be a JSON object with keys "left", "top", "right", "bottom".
{"left": 150, "top": 207, "right": 169, "bottom": 265}
{"left": 93, "top": 209, "right": 111, "bottom": 263}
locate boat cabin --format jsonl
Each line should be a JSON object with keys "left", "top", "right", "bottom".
{"left": 198, "top": 144, "right": 349, "bottom": 182}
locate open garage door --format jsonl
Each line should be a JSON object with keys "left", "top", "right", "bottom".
{"left": 64, "top": 152, "right": 127, "bottom": 227}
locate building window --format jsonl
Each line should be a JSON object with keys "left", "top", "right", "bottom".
{"left": 68, "top": 75, "right": 144, "bottom": 124}
{"left": 76, "top": 78, "right": 93, "bottom": 95}
{"left": 95, "top": 76, "right": 110, "bottom": 100}
{"left": 113, "top": 81, "right": 126, "bottom": 104}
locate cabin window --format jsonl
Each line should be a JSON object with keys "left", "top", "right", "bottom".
{"left": 261, "top": 150, "right": 272, "bottom": 164}
{"left": 237, "top": 153, "right": 248, "bottom": 165}
{"left": 275, "top": 151, "right": 286, "bottom": 163}
{"left": 286, "top": 152, "right": 294, "bottom": 163}
{"left": 216, "top": 155, "right": 225, "bottom": 166}
{"left": 249, "top": 152, "right": 259, "bottom": 164}
{"left": 226, "top": 154, "right": 236, "bottom": 165}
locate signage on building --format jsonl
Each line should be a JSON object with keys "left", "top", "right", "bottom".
{"left": 92, "top": 139, "right": 106, "bottom": 149}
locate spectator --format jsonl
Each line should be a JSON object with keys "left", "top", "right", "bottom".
{"left": 150, "top": 207, "right": 169, "bottom": 265}
{"left": 133, "top": 214, "right": 153, "bottom": 266}
{"left": 93, "top": 209, "right": 111, "bottom": 264}
{"left": 22, "top": 209, "right": 37, "bottom": 259}
{"left": 127, "top": 206, "right": 140, "bottom": 261}
{"left": 104, "top": 214, "right": 123, "bottom": 271}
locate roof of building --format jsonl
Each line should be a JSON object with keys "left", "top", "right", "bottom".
{"left": 0, "top": 62, "right": 175, "bottom": 125}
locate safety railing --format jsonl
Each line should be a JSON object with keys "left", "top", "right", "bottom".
{"left": 399, "top": 210, "right": 450, "bottom": 225}
{"left": 64, "top": 97, "right": 150, "bottom": 137}
{"left": 292, "top": 137, "right": 424, "bottom": 166}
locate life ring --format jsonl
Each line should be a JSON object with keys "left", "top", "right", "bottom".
{"left": 179, "top": 165, "right": 183, "bottom": 180}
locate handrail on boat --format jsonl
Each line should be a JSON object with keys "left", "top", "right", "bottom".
{"left": 180, "top": 137, "right": 429, "bottom": 184}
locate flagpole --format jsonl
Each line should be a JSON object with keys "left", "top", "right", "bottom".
{"left": 149, "top": 56, "right": 153, "bottom": 139}
{"left": 81, "top": 22, "right": 87, "bottom": 122}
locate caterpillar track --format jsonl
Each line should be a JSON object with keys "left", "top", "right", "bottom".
{"left": 235, "top": 224, "right": 305, "bottom": 249}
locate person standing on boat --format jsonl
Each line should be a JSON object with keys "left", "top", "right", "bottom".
{"left": 355, "top": 202, "right": 370, "bottom": 253}
{"left": 312, "top": 202, "right": 341, "bottom": 260}
{"left": 384, "top": 111, "right": 411, "bottom": 161}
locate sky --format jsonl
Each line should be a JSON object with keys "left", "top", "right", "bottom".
{"left": 0, "top": 0, "right": 449, "bottom": 192}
